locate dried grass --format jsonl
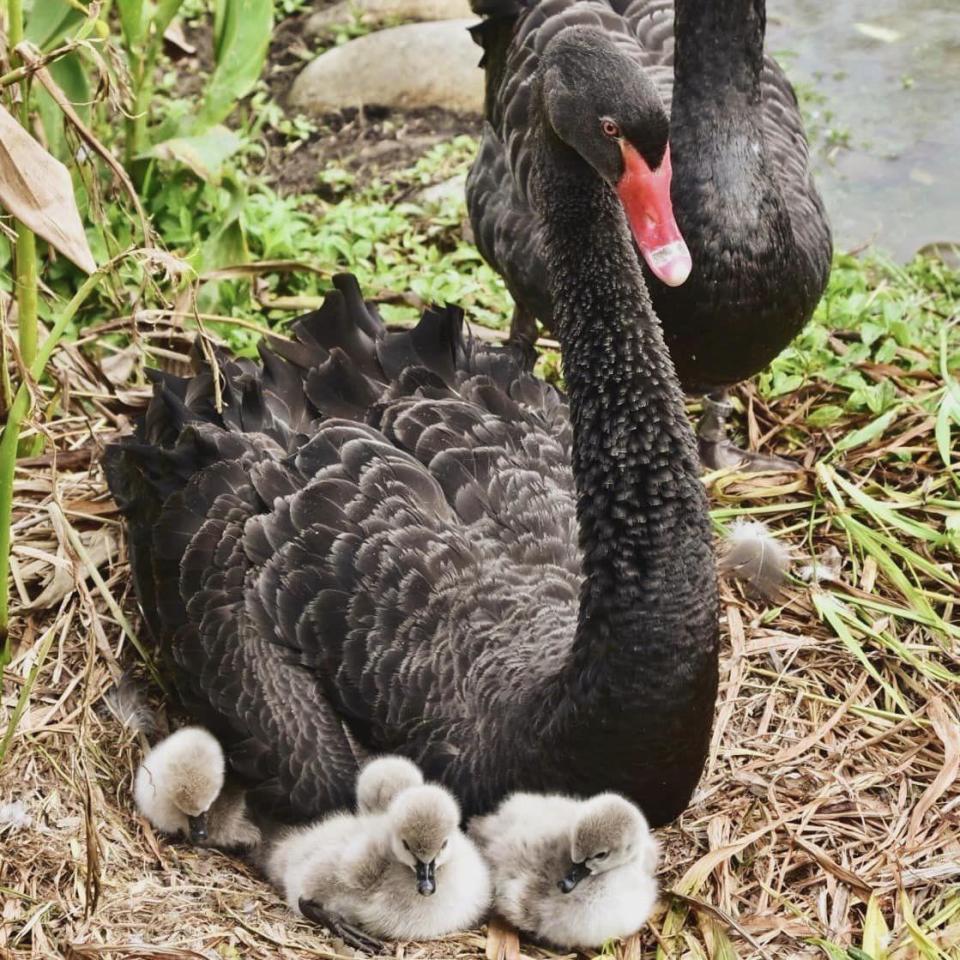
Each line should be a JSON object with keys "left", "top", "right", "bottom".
{"left": 2, "top": 315, "right": 959, "bottom": 960}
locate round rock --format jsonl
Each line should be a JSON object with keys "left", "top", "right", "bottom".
{"left": 290, "top": 19, "right": 484, "bottom": 115}
{"left": 306, "top": 0, "right": 474, "bottom": 35}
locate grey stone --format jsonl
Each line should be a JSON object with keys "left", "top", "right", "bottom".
{"left": 306, "top": 0, "right": 474, "bottom": 35}
{"left": 417, "top": 173, "right": 467, "bottom": 208}
{"left": 290, "top": 19, "right": 484, "bottom": 115}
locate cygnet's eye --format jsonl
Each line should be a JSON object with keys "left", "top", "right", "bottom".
{"left": 402, "top": 840, "right": 411, "bottom": 852}
{"left": 441, "top": 839, "right": 448, "bottom": 850}
{"left": 594, "top": 851, "right": 609, "bottom": 860}
{"left": 600, "top": 119, "right": 621, "bottom": 139}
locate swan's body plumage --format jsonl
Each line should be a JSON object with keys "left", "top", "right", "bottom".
{"left": 470, "top": 791, "right": 659, "bottom": 949}
{"left": 267, "top": 784, "right": 491, "bottom": 940}
{"left": 467, "top": 0, "right": 832, "bottom": 392}
{"left": 106, "top": 268, "right": 718, "bottom": 827}
{"left": 108, "top": 286, "right": 589, "bottom": 821}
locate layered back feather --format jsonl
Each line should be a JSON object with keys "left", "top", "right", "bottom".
{"left": 107, "top": 276, "right": 588, "bottom": 821}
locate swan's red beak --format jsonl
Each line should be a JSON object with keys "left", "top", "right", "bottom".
{"left": 616, "top": 143, "right": 691, "bottom": 287}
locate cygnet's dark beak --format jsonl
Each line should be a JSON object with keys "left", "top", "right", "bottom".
{"left": 558, "top": 860, "right": 591, "bottom": 894}
{"left": 187, "top": 812, "right": 209, "bottom": 843}
{"left": 415, "top": 859, "right": 436, "bottom": 896}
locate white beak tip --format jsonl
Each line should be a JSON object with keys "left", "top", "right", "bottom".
{"left": 644, "top": 241, "right": 692, "bottom": 287}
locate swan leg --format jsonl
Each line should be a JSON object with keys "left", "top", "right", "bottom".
{"left": 697, "top": 390, "right": 799, "bottom": 472}
{"left": 485, "top": 915, "right": 522, "bottom": 960}
{"left": 298, "top": 898, "right": 386, "bottom": 955}
{"left": 506, "top": 305, "right": 541, "bottom": 370}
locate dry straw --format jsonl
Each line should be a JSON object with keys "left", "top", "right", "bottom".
{"left": 1, "top": 314, "right": 958, "bottom": 960}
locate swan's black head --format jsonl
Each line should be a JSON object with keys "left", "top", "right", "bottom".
{"left": 539, "top": 27, "right": 691, "bottom": 287}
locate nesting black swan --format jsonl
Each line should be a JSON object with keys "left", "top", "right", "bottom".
{"left": 467, "top": 0, "right": 833, "bottom": 469}
{"left": 106, "top": 29, "right": 718, "bottom": 829}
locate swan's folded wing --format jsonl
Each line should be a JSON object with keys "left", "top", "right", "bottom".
{"left": 146, "top": 431, "right": 361, "bottom": 818}
{"left": 107, "top": 277, "right": 581, "bottom": 820}
{"left": 247, "top": 372, "right": 582, "bottom": 760}
{"left": 758, "top": 58, "right": 833, "bottom": 280}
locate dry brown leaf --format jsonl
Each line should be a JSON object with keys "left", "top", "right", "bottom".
{"left": 23, "top": 526, "right": 118, "bottom": 609}
{"left": 616, "top": 932, "right": 643, "bottom": 960}
{"left": 16, "top": 43, "right": 152, "bottom": 247}
{"left": 792, "top": 837, "right": 874, "bottom": 899}
{"left": 486, "top": 917, "right": 522, "bottom": 960}
{"left": 0, "top": 103, "right": 96, "bottom": 274}
{"left": 907, "top": 698, "right": 960, "bottom": 844}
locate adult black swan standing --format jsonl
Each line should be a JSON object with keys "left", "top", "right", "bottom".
{"left": 106, "top": 28, "right": 718, "bottom": 829}
{"left": 467, "top": 0, "right": 833, "bottom": 469}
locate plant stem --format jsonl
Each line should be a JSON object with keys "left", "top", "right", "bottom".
{"left": 0, "top": 269, "right": 106, "bottom": 670}
{"left": 123, "top": 47, "right": 144, "bottom": 174}
{"left": 6, "top": 0, "right": 39, "bottom": 371}
{"left": 14, "top": 230, "right": 38, "bottom": 369}
{"left": 0, "top": 41, "right": 81, "bottom": 90}
{"left": 125, "top": 41, "right": 159, "bottom": 188}
{"left": 7, "top": 0, "right": 22, "bottom": 45}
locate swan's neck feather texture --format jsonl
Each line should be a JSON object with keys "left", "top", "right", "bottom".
{"left": 657, "top": 0, "right": 830, "bottom": 392}
{"left": 673, "top": 0, "right": 765, "bottom": 109}
{"left": 532, "top": 140, "right": 719, "bottom": 815}
{"left": 670, "top": 0, "right": 778, "bottom": 228}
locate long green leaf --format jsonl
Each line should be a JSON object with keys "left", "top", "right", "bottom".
{"left": 146, "top": 125, "right": 243, "bottom": 182}
{"left": 0, "top": 616, "right": 59, "bottom": 764}
{"left": 197, "top": 0, "right": 272, "bottom": 128}
{"left": 812, "top": 591, "right": 911, "bottom": 714}
{"left": 116, "top": 0, "right": 146, "bottom": 51}
{"left": 829, "top": 406, "right": 902, "bottom": 456}
{"left": 901, "top": 892, "right": 950, "bottom": 960}
{"left": 24, "top": 0, "right": 82, "bottom": 48}
{"left": 861, "top": 894, "right": 889, "bottom": 960}
{"left": 154, "top": 0, "right": 187, "bottom": 37}
{"left": 828, "top": 468, "right": 946, "bottom": 546}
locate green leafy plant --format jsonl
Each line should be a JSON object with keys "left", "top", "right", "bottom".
{"left": 113, "top": 0, "right": 272, "bottom": 182}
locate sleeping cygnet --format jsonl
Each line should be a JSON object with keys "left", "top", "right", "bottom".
{"left": 469, "top": 792, "right": 659, "bottom": 950}
{"left": 268, "top": 784, "right": 491, "bottom": 951}
{"left": 133, "top": 726, "right": 259, "bottom": 850}
{"left": 355, "top": 755, "right": 424, "bottom": 814}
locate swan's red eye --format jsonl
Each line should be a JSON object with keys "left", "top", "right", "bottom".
{"left": 601, "top": 119, "right": 622, "bottom": 139}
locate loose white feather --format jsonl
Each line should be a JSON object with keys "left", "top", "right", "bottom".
{"left": 797, "top": 544, "right": 843, "bottom": 585}
{"left": 103, "top": 672, "right": 157, "bottom": 735}
{"left": 719, "top": 519, "right": 791, "bottom": 600}
{"left": 0, "top": 800, "right": 32, "bottom": 833}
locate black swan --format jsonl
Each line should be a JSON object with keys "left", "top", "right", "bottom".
{"left": 105, "top": 29, "right": 718, "bottom": 830}
{"left": 467, "top": 0, "right": 833, "bottom": 470}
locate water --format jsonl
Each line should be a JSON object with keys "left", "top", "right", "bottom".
{"left": 768, "top": 0, "right": 960, "bottom": 260}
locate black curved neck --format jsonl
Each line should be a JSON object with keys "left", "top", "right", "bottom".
{"left": 673, "top": 0, "right": 765, "bottom": 109}
{"left": 665, "top": 0, "right": 797, "bottom": 353}
{"left": 530, "top": 137, "right": 718, "bottom": 819}
{"left": 540, "top": 155, "right": 711, "bottom": 667}
{"left": 670, "top": 0, "right": 768, "bottom": 178}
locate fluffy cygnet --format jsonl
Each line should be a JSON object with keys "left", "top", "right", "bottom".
{"left": 355, "top": 755, "right": 424, "bottom": 814}
{"left": 134, "top": 727, "right": 260, "bottom": 849}
{"left": 469, "top": 792, "right": 659, "bottom": 950}
{"left": 267, "top": 784, "right": 490, "bottom": 949}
